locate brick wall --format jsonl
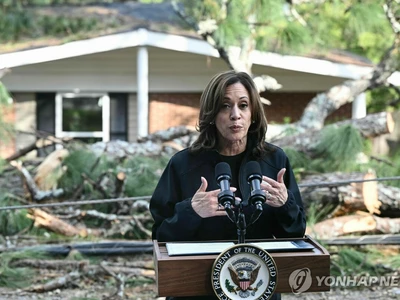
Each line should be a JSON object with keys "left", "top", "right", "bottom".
{"left": 149, "top": 93, "right": 201, "bottom": 133}
{"left": 262, "top": 92, "right": 352, "bottom": 124}
{"left": 148, "top": 92, "right": 352, "bottom": 133}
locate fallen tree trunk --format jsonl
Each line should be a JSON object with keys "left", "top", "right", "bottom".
{"left": 12, "top": 258, "right": 154, "bottom": 270}
{"left": 299, "top": 171, "right": 400, "bottom": 218}
{"left": 307, "top": 213, "right": 400, "bottom": 239}
{"left": 94, "top": 264, "right": 155, "bottom": 279}
{"left": 299, "top": 171, "right": 381, "bottom": 217}
{"left": 320, "top": 234, "right": 400, "bottom": 246}
{"left": 273, "top": 111, "right": 394, "bottom": 155}
{"left": 34, "top": 149, "right": 68, "bottom": 190}
{"left": 27, "top": 208, "right": 86, "bottom": 237}
{"left": 377, "top": 183, "right": 400, "bottom": 218}
{"left": 12, "top": 259, "right": 89, "bottom": 270}
{"left": 27, "top": 270, "right": 81, "bottom": 293}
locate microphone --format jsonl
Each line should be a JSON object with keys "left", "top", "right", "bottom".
{"left": 245, "top": 161, "right": 266, "bottom": 225}
{"left": 215, "top": 162, "right": 236, "bottom": 223}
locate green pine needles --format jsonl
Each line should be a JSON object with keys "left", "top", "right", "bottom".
{"left": 0, "top": 250, "right": 47, "bottom": 288}
{"left": 313, "top": 124, "right": 364, "bottom": 172}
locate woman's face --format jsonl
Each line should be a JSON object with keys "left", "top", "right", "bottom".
{"left": 215, "top": 82, "right": 252, "bottom": 149}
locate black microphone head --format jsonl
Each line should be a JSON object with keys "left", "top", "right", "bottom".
{"left": 245, "top": 161, "right": 262, "bottom": 182}
{"left": 215, "top": 162, "right": 232, "bottom": 182}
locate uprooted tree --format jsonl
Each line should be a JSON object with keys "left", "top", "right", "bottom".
{"left": 173, "top": 0, "right": 400, "bottom": 135}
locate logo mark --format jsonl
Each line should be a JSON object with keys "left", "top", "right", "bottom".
{"left": 288, "top": 268, "right": 312, "bottom": 294}
{"left": 212, "top": 244, "right": 277, "bottom": 300}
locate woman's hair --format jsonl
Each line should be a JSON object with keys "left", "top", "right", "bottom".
{"left": 190, "top": 70, "right": 269, "bottom": 157}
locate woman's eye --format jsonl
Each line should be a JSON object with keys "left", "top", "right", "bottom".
{"left": 221, "top": 104, "right": 230, "bottom": 109}
{"left": 240, "top": 103, "right": 248, "bottom": 109}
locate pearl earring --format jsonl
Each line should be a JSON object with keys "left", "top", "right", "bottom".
{"left": 210, "top": 121, "right": 215, "bottom": 125}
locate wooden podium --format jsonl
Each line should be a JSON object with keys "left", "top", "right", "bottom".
{"left": 153, "top": 235, "right": 330, "bottom": 297}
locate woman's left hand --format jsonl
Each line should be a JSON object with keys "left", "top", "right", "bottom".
{"left": 261, "top": 168, "right": 288, "bottom": 208}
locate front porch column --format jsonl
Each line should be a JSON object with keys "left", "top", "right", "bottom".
{"left": 352, "top": 93, "right": 367, "bottom": 119}
{"left": 137, "top": 46, "right": 149, "bottom": 138}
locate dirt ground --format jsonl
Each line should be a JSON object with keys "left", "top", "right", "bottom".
{"left": 1, "top": 286, "right": 400, "bottom": 300}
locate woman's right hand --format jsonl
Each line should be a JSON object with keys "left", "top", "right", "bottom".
{"left": 191, "top": 177, "right": 236, "bottom": 218}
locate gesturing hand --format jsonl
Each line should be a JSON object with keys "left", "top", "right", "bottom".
{"left": 261, "top": 168, "right": 288, "bottom": 208}
{"left": 191, "top": 177, "right": 236, "bottom": 218}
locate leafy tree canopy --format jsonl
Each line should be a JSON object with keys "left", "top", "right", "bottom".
{"left": 176, "top": 0, "right": 395, "bottom": 63}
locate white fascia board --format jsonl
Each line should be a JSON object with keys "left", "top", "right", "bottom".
{"left": 250, "top": 50, "right": 373, "bottom": 80}
{"left": 0, "top": 30, "right": 147, "bottom": 69}
{"left": 0, "top": 29, "right": 218, "bottom": 69}
{"left": 144, "top": 30, "right": 219, "bottom": 57}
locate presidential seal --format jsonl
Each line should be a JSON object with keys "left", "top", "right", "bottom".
{"left": 211, "top": 244, "right": 278, "bottom": 300}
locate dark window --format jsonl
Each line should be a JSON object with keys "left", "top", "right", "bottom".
{"left": 36, "top": 93, "right": 56, "bottom": 156}
{"left": 37, "top": 93, "right": 55, "bottom": 134}
{"left": 110, "top": 93, "right": 128, "bottom": 141}
{"left": 62, "top": 97, "right": 102, "bottom": 132}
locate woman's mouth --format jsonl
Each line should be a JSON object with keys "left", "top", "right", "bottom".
{"left": 229, "top": 125, "right": 242, "bottom": 132}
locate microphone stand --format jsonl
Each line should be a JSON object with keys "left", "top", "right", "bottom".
{"left": 232, "top": 193, "right": 265, "bottom": 244}
{"left": 236, "top": 202, "right": 246, "bottom": 244}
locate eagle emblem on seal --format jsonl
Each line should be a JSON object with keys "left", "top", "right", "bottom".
{"left": 227, "top": 257, "right": 263, "bottom": 298}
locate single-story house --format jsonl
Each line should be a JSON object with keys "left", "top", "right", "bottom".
{"left": 1, "top": 25, "right": 399, "bottom": 158}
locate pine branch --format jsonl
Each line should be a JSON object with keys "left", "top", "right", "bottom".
{"left": 383, "top": 0, "right": 400, "bottom": 34}
{"left": 171, "top": 0, "right": 282, "bottom": 91}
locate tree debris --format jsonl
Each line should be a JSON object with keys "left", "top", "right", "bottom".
{"left": 27, "top": 208, "right": 86, "bottom": 237}
{"left": 307, "top": 212, "right": 400, "bottom": 239}
{"left": 10, "top": 160, "right": 64, "bottom": 201}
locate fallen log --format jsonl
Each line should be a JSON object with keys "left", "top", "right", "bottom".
{"left": 273, "top": 111, "right": 394, "bottom": 155}
{"left": 27, "top": 208, "right": 86, "bottom": 237}
{"left": 12, "top": 258, "right": 154, "bottom": 270}
{"left": 377, "top": 184, "right": 400, "bottom": 218}
{"left": 26, "top": 270, "right": 81, "bottom": 293}
{"left": 307, "top": 212, "right": 400, "bottom": 239}
{"left": 320, "top": 234, "right": 400, "bottom": 246}
{"left": 94, "top": 264, "right": 155, "bottom": 279}
{"left": 299, "top": 171, "right": 381, "bottom": 217}
{"left": 12, "top": 259, "right": 89, "bottom": 270}
{"left": 34, "top": 149, "right": 68, "bottom": 190}
{"left": 0, "top": 241, "right": 154, "bottom": 255}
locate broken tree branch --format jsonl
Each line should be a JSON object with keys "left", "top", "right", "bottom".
{"left": 10, "top": 161, "right": 64, "bottom": 201}
{"left": 100, "top": 261, "right": 125, "bottom": 299}
{"left": 27, "top": 208, "right": 86, "bottom": 237}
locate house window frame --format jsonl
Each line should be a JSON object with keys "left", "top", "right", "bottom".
{"left": 55, "top": 92, "right": 110, "bottom": 142}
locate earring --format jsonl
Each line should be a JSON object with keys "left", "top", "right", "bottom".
{"left": 252, "top": 120, "right": 255, "bottom": 124}
{"left": 210, "top": 121, "right": 214, "bottom": 125}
